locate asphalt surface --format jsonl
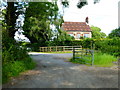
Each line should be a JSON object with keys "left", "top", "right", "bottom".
{"left": 3, "top": 52, "right": 118, "bottom": 88}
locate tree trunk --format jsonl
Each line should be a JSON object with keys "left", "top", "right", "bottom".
{"left": 5, "top": 2, "right": 17, "bottom": 39}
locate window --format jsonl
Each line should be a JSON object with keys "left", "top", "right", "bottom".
{"left": 84, "top": 34, "right": 89, "bottom": 38}
{"left": 69, "top": 34, "right": 74, "bottom": 37}
{"left": 76, "top": 34, "right": 80, "bottom": 39}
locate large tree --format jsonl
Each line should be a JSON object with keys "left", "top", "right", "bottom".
{"left": 23, "top": 2, "right": 59, "bottom": 45}
{"left": 91, "top": 26, "right": 106, "bottom": 39}
{"left": 108, "top": 28, "right": 120, "bottom": 38}
{"left": 5, "top": 2, "right": 17, "bottom": 38}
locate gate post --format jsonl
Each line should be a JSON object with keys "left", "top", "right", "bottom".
{"left": 73, "top": 47, "right": 75, "bottom": 61}
{"left": 91, "top": 50, "right": 94, "bottom": 66}
{"left": 56, "top": 46, "right": 57, "bottom": 52}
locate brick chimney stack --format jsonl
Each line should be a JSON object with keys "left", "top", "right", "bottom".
{"left": 85, "top": 17, "right": 89, "bottom": 24}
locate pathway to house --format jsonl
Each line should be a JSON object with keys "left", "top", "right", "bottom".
{"left": 3, "top": 52, "right": 118, "bottom": 88}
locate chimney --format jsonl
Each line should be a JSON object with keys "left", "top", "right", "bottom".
{"left": 85, "top": 17, "right": 89, "bottom": 24}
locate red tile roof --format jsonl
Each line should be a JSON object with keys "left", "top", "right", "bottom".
{"left": 62, "top": 22, "right": 91, "bottom": 32}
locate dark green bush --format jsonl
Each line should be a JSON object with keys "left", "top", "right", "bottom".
{"left": 94, "top": 38, "right": 120, "bottom": 56}
{"left": 2, "top": 31, "right": 36, "bottom": 84}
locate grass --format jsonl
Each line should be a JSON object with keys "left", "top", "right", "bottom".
{"left": 94, "top": 52, "right": 117, "bottom": 67}
{"left": 70, "top": 52, "right": 117, "bottom": 67}
{"left": 2, "top": 57, "right": 36, "bottom": 84}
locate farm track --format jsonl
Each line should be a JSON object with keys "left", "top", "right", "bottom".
{"left": 3, "top": 52, "right": 118, "bottom": 88}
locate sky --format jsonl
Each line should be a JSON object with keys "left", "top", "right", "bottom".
{"left": 61, "top": 0, "right": 119, "bottom": 35}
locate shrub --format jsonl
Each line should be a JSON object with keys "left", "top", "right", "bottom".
{"left": 94, "top": 38, "right": 120, "bottom": 56}
{"left": 2, "top": 31, "right": 36, "bottom": 84}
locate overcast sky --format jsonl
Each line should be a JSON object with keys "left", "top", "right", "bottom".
{"left": 61, "top": 0, "right": 119, "bottom": 35}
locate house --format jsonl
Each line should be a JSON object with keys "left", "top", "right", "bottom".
{"left": 61, "top": 21, "right": 92, "bottom": 40}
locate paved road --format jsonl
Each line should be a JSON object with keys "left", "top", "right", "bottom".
{"left": 3, "top": 52, "right": 118, "bottom": 88}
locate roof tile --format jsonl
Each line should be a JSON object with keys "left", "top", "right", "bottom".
{"left": 62, "top": 22, "right": 91, "bottom": 32}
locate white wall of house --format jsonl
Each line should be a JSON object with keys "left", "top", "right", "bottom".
{"left": 67, "top": 31, "right": 92, "bottom": 40}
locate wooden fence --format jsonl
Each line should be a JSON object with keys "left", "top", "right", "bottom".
{"left": 39, "top": 46, "right": 82, "bottom": 52}
{"left": 73, "top": 48, "right": 94, "bottom": 65}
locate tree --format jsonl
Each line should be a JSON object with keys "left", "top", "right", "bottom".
{"left": 5, "top": 2, "right": 17, "bottom": 38}
{"left": 91, "top": 26, "right": 106, "bottom": 39}
{"left": 23, "top": 2, "right": 76, "bottom": 46}
{"left": 54, "top": 29, "right": 74, "bottom": 42}
{"left": 23, "top": 2, "right": 60, "bottom": 45}
{"left": 52, "top": 14, "right": 74, "bottom": 41}
{"left": 2, "top": 2, "right": 26, "bottom": 39}
{"left": 108, "top": 28, "right": 120, "bottom": 38}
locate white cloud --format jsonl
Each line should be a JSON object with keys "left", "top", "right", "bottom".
{"left": 63, "top": 0, "right": 119, "bottom": 35}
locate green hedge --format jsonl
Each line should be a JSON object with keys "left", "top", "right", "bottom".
{"left": 45, "top": 38, "right": 120, "bottom": 56}
{"left": 2, "top": 31, "right": 36, "bottom": 84}
{"left": 23, "top": 37, "right": 120, "bottom": 57}
{"left": 94, "top": 38, "right": 120, "bottom": 56}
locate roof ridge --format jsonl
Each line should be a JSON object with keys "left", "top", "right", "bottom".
{"left": 64, "top": 21, "right": 86, "bottom": 23}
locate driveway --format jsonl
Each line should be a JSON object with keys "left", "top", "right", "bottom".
{"left": 3, "top": 52, "right": 118, "bottom": 88}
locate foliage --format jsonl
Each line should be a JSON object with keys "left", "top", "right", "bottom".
{"left": 61, "top": 0, "right": 69, "bottom": 7}
{"left": 4, "top": 2, "right": 26, "bottom": 38}
{"left": 70, "top": 52, "right": 117, "bottom": 67}
{"left": 61, "top": 0, "right": 100, "bottom": 9}
{"left": 77, "top": 0, "right": 88, "bottom": 9}
{"left": 44, "top": 37, "right": 120, "bottom": 57}
{"left": 45, "top": 38, "right": 93, "bottom": 48}
{"left": 23, "top": 2, "right": 74, "bottom": 50}
{"left": 53, "top": 30, "right": 74, "bottom": 42}
{"left": 22, "top": 1, "right": 101, "bottom": 49}
{"left": 23, "top": 2, "right": 59, "bottom": 44}
{"left": 81, "top": 38, "right": 94, "bottom": 49}
{"left": 2, "top": 57, "right": 36, "bottom": 83}
{"left": 93, "top": 52, "right": 117, "bottom": 67}
{"left": 95, "top": 38, "right": 120, "bottom": 56}
{"left": 108, "top": 28, "right": 120, "bottom": 38}
{"left": 91, "top": 26, "right": 106, "bottom": 39}
{"left": 2, "top": 42, "right": 36, "bottom": 83}
{"left": 2, "top": 28, "right": 36, "bottom": 84}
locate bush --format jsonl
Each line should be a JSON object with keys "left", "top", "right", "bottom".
{"left": 2, "top": 31, "right": 36, "bottom": 84}
{"left": 2, "top": 46, "right": 36, "bottom": 84}
{"left": 95, "top": 38, "right": 120, "bottom": 56}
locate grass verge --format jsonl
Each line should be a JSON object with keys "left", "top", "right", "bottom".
{"left": 70, "top": 52, "right": 117, "bottom": 67}
{"left": 2, "top": 57, "right": 36, "bottom": 84}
